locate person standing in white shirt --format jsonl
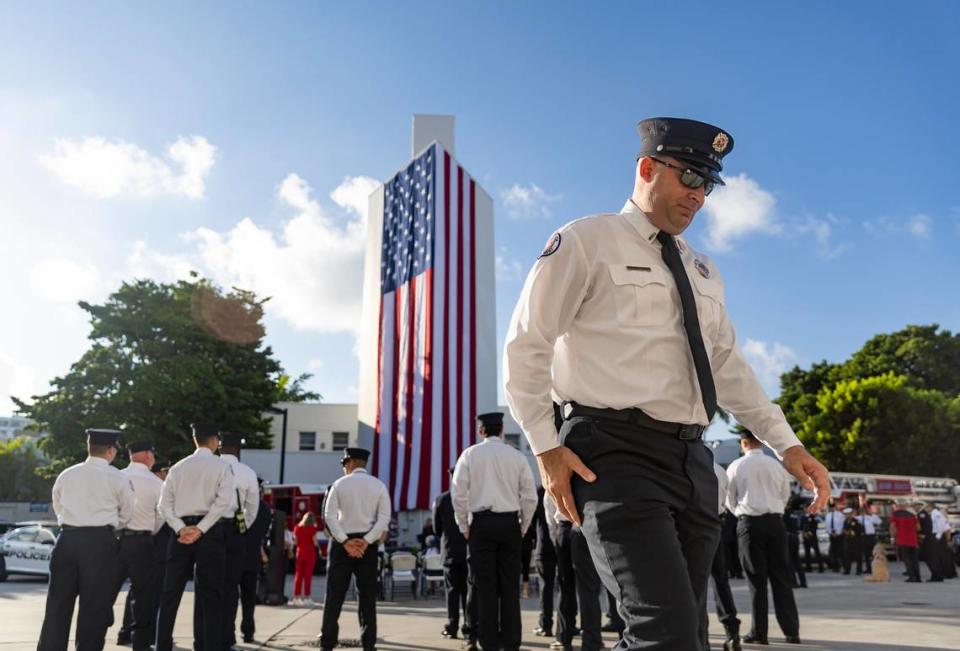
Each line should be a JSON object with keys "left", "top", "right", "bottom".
{"left": 155, "top": 423, "right": 234, "bottom": 651}
{"left": 824, "top": 501, "right": 846, "bottom": 572}
{"left": 38, "top": 428, "right": 135, "bottom": 651}
{"left": 113, "top": 439, "right": 163, "bottom": 650}
{"left": 319, "top": 447, "right": 391, "bottom": 651}
{"left": 709, "top": 461, "right": 741, "bottom": 651}
{"left": 451, "top": 412, "right": 537, "bottom": 651}
{"left": 726, "top": 430, "right": 800, "bottom": 645}
{"left": 857, "top": 504, "right": 882, "bottom": 575}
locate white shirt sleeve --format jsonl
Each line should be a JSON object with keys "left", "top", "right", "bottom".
{"left": 451, "top": 454, "right": 471, "bottom": 533}
{"left": 724, "top": 462, "right": 739, "bottom": 514}
{"left": 51, "top": 474, "right": 63, "bottom": 521}
{"left": 158, "top": 475, "right": 185, "bottom": 533}
{"left": 117, "top": 475, "right": 136, "bottom": 529}
{"left": 364, "top": 484, "right": 392, "bottom": 544}
{"left": 518, "top": 459, "right": 538, "bottom": 535}
{"left": 198, "top": 464, "right": 234, "bottom": 534}
{"left": 504, "top": 228, "right": 591, "bottom": 455}
{"left": 243, "top": 472, "right": 259, "bottom": 525}
{"left": 324, "top": 484, "right": 347, "bottom": 544}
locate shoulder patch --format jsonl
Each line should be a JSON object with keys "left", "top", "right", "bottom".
{"left": 538, "top": 232, "right": 561, "bottom": 259}
{"left": 694, "top": 258, "right": 711, "bottom": 278}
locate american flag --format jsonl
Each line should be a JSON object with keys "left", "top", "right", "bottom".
{"left": 373, "top": 144, "right": 478, "bottom": 511}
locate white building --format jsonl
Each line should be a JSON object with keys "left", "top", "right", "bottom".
{"left": 0, "top": 415, "right": 34, "bottom": 441}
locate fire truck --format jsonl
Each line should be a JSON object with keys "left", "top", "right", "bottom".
{"left": 262, "top": 482, "right": 331, "bottom": 561}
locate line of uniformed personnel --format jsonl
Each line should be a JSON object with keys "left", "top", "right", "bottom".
{"left": 37, "top": 424, "right": 272, "bottom": 651}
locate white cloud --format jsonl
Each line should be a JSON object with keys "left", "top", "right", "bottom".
{"left": 500, "top": 183, "right": 561, "bottom": 220}
{"left": 307, "top": 358, "right": 325, "bottom": 372}
{"left": 701, "top": 173, "right": 779, "bottom": 252}
{"left": 742, "top": 338, "right": 800, "bottom": 397}
{"left": 794, "top": 214, "right": 850, "bottom": 259}
{"left": 907, "top": 214, "right": 932, "bottom": 238}
{"left": 330, "top": 175, "right": 380, "bottom": 231}
{"left": 0, "top": 348, "right": 42, "bottom": 406}
{"left": 38, "top": 135, "right": 216, "bottom": 199}
{"left": 495, "top": 250, "right": 524, "bottom": 282}
{"left": 29, "top": 258, "right": 102, "bottom": 304}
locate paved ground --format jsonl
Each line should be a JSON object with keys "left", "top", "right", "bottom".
{"left": 0, "top": 562, "right": 957, "bottom": 650}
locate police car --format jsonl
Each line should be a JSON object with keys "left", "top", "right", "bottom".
{"left": 0, "top": 522, "right": 60, "bottom": 581}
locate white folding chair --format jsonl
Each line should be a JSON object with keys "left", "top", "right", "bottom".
{"left": 420, "top": 553, "right": 445, "bottom": 597}
{"left": 386, "top": 551, "right": 419, "bottom": 600}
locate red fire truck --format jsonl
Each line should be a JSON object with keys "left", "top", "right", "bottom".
{"left": 262, "top": 482, "right": 331, "bottom": 560}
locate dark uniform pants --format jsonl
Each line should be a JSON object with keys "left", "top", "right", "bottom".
{"left": 828, "top": 534, "right": 844, "bottom": 571}
{"left": 193, "top": 522, "right": 245, "bottom": 649}
{"left": 563, "top": 414, "right": 719, "bottom": 651}
{"left": 443, "top": 561, "right": 472, "bottom": 635}
{"left": 113, "top": 533, "right": 160, "bottom": 650}
{"left": 843, "top": 535, "right": 863, "bottom": 575}
{"left": 155, "top": 521, "right": 226, "bottom": 651}
{"left": 551, "top": 522, "right": 578, "bottom": 647}
{"left": 802, "top": 533, "right": 824, "bottom": 572}
{"left": 787, "top": 532, "right": 806, "bottom": 587}
{"left": 898, "top": 545, "right": 921, "bottom": 581}
{"left": 468, "top": 511, "right": 522, "bottom": 651}
{"left": 239, "top": 565, "right": 261, "bottom": 641}
{"left": 534, "top": 548, "right": 557, "bottom": 633}
{"left": 709, "top": 534, "right": 740, "bottom": 640}
{"left": 38, "top": 527, "right": 120, "bottom": 651}
{"left": 571, "top": 527, "right": 603, "bottom": 651}
{"left": 862, "top": 534, "right": 877, "bottom": 573}
{"left": 737, "top": 514, "right": 799, "bottom": 641}
{"left": 319, "top": 536, "right": 379, "bottom": 650}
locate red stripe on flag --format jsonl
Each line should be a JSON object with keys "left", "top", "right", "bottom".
{"left": 417, "top": 269, "right": 434, "bottom": 508}
{"left": 441, "top": 152, "right": 451, "bottom": 493}
{"left": 456, "top": 165, "right": 464, "bottom": 464}
{"left": 388, "top": 289, "right": 401, "bottom": 501}
{"left": 469, "top": 179, "right": 477, "bottom": 447}
{"left": 399, "top": 276, "right": 417, "bottom": 509}
{"left": 373, "top": 294, "right": 384, "bottom": 477}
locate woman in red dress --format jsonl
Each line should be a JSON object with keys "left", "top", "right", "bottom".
{"left": 293, "top": 511, "right": 319, "bottom": 605}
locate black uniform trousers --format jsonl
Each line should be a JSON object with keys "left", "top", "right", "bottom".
{"left": 112, "top": 533, "right": 160, "bottom": 650}
{"left": 534, "top": 546, "right": 557, "bottom": 632}
{"left": 551, "top": 522, "right": 578, "bottom": 647}
{"left": 155, "top": 521, "right": 226, "bottom": 651}
{"left": 786, "top": 531, "right": 807, "bottom": 588}
{"left": 193, "top": 521, "right": 244, "bottom": 650}
{"left": 121, "top": 526, "right": 170, "bottom": 644}
{"left": 709, "top": 533, "right": 740, "bottom": 640}
{"left": 239, "top": 567, "right": 260, "bottom": 641}
{"left": 570, "top": 527, "right": 603, "bottom": 651}
{"left": 862, "top": 534, "right": 877, "bottom": 573}
{"left": 443, "top": 561, "right": 473, "bottom": 635}
{"left": 827, "top": 534, "right": 844, "bottom": 571}
{"left": 563, "top": 413, "right": 719, "bottom": 651}
{"left": 721, "top": 513, "right": 743, "bottom": 579}
{"left": 898, "top": 545, "right": 921, "bottom": 581}
{"left": 319, "top": 536, "right": 380, "bottom": 650}
{"left": 919, "top": 535, "right": 943, "bottom": 580}
{"left": 468, "top": 511, "right": 523, "bottom": 651}
{"left": 802, "top": 533, "right": 824, "bottom": 572}
{"left": 737, "top": 514, "right": 799, "bottom": 641}
{"left": 843, "top": 535, "right": 863, "bottom": 575}
{"left": 38, "top": 527, "right": 120, "bottom": 651}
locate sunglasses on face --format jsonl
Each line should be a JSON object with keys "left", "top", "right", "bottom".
{"left": 650, "top": 157, "right": 715, "bottom": 196}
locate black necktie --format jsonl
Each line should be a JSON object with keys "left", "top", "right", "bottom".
{"left": 656, "top": 231, "right": 718, "bottom": 422}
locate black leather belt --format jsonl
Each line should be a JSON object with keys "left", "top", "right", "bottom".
{"left": 120, "top": 529, "right": 153, "bottom": 537}
{"left": 61, "top": 525, "right": 114, "bottom": 531}
{"left": 472, "top": 510, "right": 519, "bottom": 518}
{"left": 181, "top": 515, "right": 232, "bottom": 526}
{"left": 739, "top": 513, "right": 783, "bottom": 520}
{"left": 561, "top": 402, "right": 707, "bottom": 441}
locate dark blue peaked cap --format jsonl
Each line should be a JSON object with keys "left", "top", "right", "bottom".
{"left": 637, "top": 117, "right": 734, "bottom": 185}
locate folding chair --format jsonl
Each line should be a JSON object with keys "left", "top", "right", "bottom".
{"left": 385, "top": 551, "right": 418, "bottom": 600}
{"left": 420, "top": 553, "right": 445, "bottom": 597}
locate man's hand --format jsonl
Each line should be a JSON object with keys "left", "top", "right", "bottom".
{"left": 344, "top": 538, "right": 367, "bottom": 558}
{"left": 178, "top": 526, "right": 202, "bottom": 545}
{"left": 536, "top": 445, "right": 596, "bottom": 527}
{"left": 782, "top": 445, "right": 831, "bottom": 514}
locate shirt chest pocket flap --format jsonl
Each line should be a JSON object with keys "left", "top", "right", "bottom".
{"left": 607, "top": 263, "right": 672, "bottom": 326}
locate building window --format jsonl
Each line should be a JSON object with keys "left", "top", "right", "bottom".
{"left": 332, "top": 431, "right": 349, "bottom": 451}
{"left": 505, "top": 433, "right": 521, "bottom": 449}
{"left": 299, "top": 431, "right": 316, "bottom": 451}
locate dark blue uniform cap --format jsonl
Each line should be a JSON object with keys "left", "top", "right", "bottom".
{"left": 476, "top": 412, "right": 504, "bottom": 428}
{"left": 127, "top": 440, "right": 155, "bottom": 454}
{"left": 220, "top": 432, "right": 245, "bottom": 447}
{"left": 190, "top": 422, "right": 220, "bottom": 440}
{"left": 637, "top": 117, "right": 734, "bottom": 185}
{"left": 86, "top": 428, "right": 121, "bottom": 446}
{"left": 340, "top": 447, "right": 371, "bottom": 465}
{"left": 151, "top": 460, "right": 171, "bottom": 473}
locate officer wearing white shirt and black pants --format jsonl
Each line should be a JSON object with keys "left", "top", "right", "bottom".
{"left": 726, "top": 430, "right": 800, "bottom": 645}
{"left": 320, "top": 448, "right": 391, "bottom": 651}
{"left": 824, "top": 502, "right": 846, "bottom": 572}
{"left": 113, "top": 440, "right": 164, "bottom": 651}
{"left": 504, "top": 117, "right": 830, "bottom": 651}
{"left": 38, "top": 429, "right": 135, "bottom": 651}
{"left": 451, "top": 412, "right": 537, "bottom": 651}
{"left": 858, "top": 507, "right": 882, "bottom": 574}
{"left": 710, "top": 462, "right": 741, "bottom": 651}
{"left": 192, "top": 431, "right": 260, "bottom": 651}
{"left": 155, "top": 423, "right": 234, "bottom": 651}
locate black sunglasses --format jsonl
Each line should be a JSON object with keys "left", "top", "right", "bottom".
{"left": 650, "top": 157, "right": 715, "bottom": 196}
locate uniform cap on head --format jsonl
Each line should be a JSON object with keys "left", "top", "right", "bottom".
{"left": 476, "top": 412, "right": 504, "bottom": 429}
{"left": 737, "top": 429, "right": 759, "bottom": 444}
{"left": 150, "top": 460, "right": 171, "bottom": 473}
{"left": 340, "top": 447, "right": 371, "bottom": 465}
{"left": 86, "top": 428, "right": 121, "bottom": 446}
{"left": 220, "top": 432, "right": 245, "bottom": 447}
{"left": 127, "top": 440, "right": 155, "bottom": 454}
{"left": 190, "top": 422, "right": 220, "bottom": 440}
{"left": 637, "top": 117, "right": 734, "bottom": 185}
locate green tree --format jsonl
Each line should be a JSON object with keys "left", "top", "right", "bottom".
{"left": 14, "top": 275, "right": 317, "bottom": 477}
{"left": 797, "top": 373, "right": 960, "bottom": 478}
{"left": 0, "top": 437, "right": 53, "bottom": 500}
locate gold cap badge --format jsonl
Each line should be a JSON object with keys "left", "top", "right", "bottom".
{"left": 712, "top": 132, "right": 729, "bottom": 153}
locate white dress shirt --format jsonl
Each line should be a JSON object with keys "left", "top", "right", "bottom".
{"left": 158, "top": 447, "right": 234, "bottom": 534}
{"left": 825, "top": 510, "right": 846, "bottom": 536}
{"left": 930, "top": 508, "right": 949, "bottom": 539}
{"left": 220, "top": 453, "right": 260, "bottom": 525}
{"left": 725, "top": 449, "right": 791, "bottom": 516}
{"left": 450, "top": 435, "right": 538, "bottom": 535}
{"left": 858, "top": 513, "right": 881, "bottom": 536}
{"left": 52, "top": 456, "right": 135, "bottom": 528}
{"left": 713, "top": 462, "right": 730, "bottom": 516}
{"left": 323, "top": 468, "right": 391, "bottom": 545}
{"left": 503, "top": 200, "right": 802, "bottom": 458}
{"left": 121, "top": 461, "right": 163, "bottom": 533}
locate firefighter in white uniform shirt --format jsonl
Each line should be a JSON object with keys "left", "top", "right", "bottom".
{"left": 113, "top": 439, "right": 164, "bottom": 650}
{"left": 319, "top": 447, "right": 391, "bottom": 651}
{"left": 503, "top": 117, "right": 830, "bottom": 650}
{"left": 38, "top": 428, "right": 135, "bottom": 651}
{"left": 451, "top": 412, "right": 537, "bottom": 651}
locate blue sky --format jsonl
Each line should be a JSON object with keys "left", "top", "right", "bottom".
{"left": 2, "top": 3, "right": 958, "bottom": 439}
